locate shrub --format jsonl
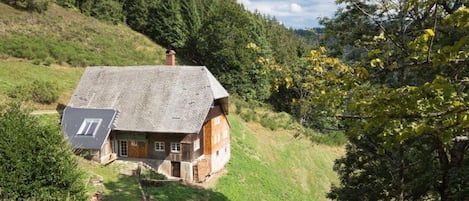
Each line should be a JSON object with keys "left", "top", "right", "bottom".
{"left": 31, "top": 80, "right": 59, "bottom": 104}
{"left": 8, "top": 80, "right": 60, "bottom": 104}
{"left": 1, "top": 0, "right": 51, "bottom": 12}
{"left": 56, "top": 0, "right": 75, "bottom": 8}
{"left": 307, "top": 130, "right": 347, "bottom": 146}
{"left": 0, "top": 103, "right": 86, "bottom": 200}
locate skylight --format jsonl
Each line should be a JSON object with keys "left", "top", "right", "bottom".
{"left": 77, "top": 118, "right": 102, "bottom": 136}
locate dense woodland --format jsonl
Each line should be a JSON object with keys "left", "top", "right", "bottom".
{"left": 1, "top": 0, "right": 469, "bottom": 200}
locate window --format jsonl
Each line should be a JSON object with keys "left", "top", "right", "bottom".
{"left": 77, "top": 118, "right": 102, "bottom": 136}
{"left": 171, "top": 143, "right": 181, "bottom": 153}
{"left": 194, "top": 139, "right": 200, "bottom": 151}
{"left": 223, "top": 128, "right": 228, "bottom": 139}
{"left": 155, "top": 141, "right": 165, "bottom": 152}
{"left": 214, "top": 116, "right": 220, "bottom": 125}
{"left": 214, "top": 133, "right": 219, "bottom": 144}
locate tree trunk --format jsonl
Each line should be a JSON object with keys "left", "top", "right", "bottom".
{"left": 435, "top": 137, "right": 469, "bottom": 201}
{"left": 435, "top": 138, "right": 449, "bottom": 201}
{"left": 398, "top": 145, "right": 405, "bottom": 201}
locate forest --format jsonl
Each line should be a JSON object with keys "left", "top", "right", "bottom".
{"left": 1, "top": 0, "right": 469, "bottom": 200}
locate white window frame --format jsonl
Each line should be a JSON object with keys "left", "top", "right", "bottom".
{"left": 171, "top": 142, "right": 181, "bottom": 153}
{"left": 223, "top": 128, "right": 228, "bottom": 139}
{"left": 214, "top": 116, "right": 221, "bottom": 125}
{"left": 155, "top": 141, "right": 165, "bottom": 152}
{"left": 194, "top": 139, "right": 200, "bottom": 151}
{"left": 76, "top": 118, "right": 102, "bottom": 136}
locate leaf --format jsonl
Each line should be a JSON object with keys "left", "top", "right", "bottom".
{"left": 424, "top": 29, "right": 435, "bottom": 37}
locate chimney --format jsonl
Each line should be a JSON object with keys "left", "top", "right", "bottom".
{"left": 165, "top": 50, "right": 176, "bottom": 66}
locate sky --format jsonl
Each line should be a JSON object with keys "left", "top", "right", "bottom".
{"left": 236, "top": 0, "right": 338, "bottom": 29}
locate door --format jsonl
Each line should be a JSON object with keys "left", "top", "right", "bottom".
{"left": 128, "top": 140, "right": 148, "bottom": 158}
{"left": 171, "top": 162, "right": 181, "bottom": 177}
{"left": 120, "top": 140, "right": 128, "bottom": 157}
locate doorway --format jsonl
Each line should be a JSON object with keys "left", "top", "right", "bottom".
{"left": 119, "top": 140, "right": 128, "bottom": 157}
{"left": 128, "top": 141, "right": 148, "bottom": 158}
{"left": 171, "top": 161, "right": 181, "bottom": 177}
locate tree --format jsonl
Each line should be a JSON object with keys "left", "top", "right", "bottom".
{"left": 194, "top": 0, "right": 272, "bottom": 101}
{"left": 0, "top": 104, "right": 86, "bottom": 200}
{"left": 319, "top": 1, "right": 469, "bottom": 200}
{"left": 145, "top": 0, "right": 188, "bottom": 49}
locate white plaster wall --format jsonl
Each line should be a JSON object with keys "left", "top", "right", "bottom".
{"left": 210, "top": 143, "right": 231, "bottom": 173}
{"left": 181, "top": 161, "right": 194, "bottom": 182}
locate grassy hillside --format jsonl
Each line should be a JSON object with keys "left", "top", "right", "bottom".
{"left": 0, "top": 60, "right": 83, "bottom": 108}
{"left": 0, "top": 2, "right": 167, "bottom": 108}
{"left": 0, "top": 3, "right": 166, "bottom": 67}
{"left": 215, "top": 115, "right": 343, "bottom": 201}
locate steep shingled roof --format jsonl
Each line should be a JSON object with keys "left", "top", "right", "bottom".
{"left": 67, "top": 66, "right": 229, "bottom": 134}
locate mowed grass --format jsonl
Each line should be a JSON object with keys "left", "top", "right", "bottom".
{"left": 214, "top": 115, "right": 344, "bottom": 201}
{"left": 0, "top": 60, "right": 83, "bottom": 109}
{"left": 79, "top": 160, "right": 142, "bottom": 201}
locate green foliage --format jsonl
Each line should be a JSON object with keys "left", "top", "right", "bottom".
{"left": 1, "top": 0, "right": 50, "bottom": 12}
{"left": 89, "top": 0, "right": 124, "bottom": 24}
{"left": 55, "top": 0, "right": 75, "bottom": 8}
{"left": 8, "top": 79, "right": 59, "bottom": 104}
{"left": 319, "top": 1, "right": 469, "bottom": 200}
{"left": 122, "top": 0, "right": 148, "bottom": 32}
{"left": 308, "top": 130, "right": 347, "bottom": 146}
{"left": 0, "top": 103, "right": 86, "bottom": 200}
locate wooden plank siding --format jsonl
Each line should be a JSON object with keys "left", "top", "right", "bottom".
{"left": 143, "top": 132, "right": 203, "bottom": 162}
{"left": 203, "top": 106, "right": 230, "bottom": 156}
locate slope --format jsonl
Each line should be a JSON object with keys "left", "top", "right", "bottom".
{"left": 0, "top": 2, "right": 166, "bottom": 108}
{"left": 214, "top": 114, "right": 343, "bottom": 201}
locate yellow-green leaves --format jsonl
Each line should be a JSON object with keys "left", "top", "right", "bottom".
{"left": 370, "top": 58, "right": 383, "bottom": 68}
{"left": 424, "top": 29, "right": 435, "bottom": 37}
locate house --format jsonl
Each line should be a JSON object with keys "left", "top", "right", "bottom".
{"left": 61, "top": 51, "right": 230, "bottom": 182}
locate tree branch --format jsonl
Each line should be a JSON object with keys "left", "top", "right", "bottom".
{"left": 335, "top": 107, "right": 469, "bottom": 120}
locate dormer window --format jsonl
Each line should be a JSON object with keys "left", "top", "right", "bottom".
{"left": 77, "top": 118, "right": 102, "bottom": 136}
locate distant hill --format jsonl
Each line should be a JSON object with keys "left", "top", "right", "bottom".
{"left": 294, "top": 28, "right": 325, "bottom": 46}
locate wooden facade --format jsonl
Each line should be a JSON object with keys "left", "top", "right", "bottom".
{"left": 95, "top": 105, "right": 230, "bottom": 182}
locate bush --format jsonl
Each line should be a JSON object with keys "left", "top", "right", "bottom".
{"left": 307, "top": 130, "right": 347, "bottom": 146}
{"left": 8, "top": 80, "right": 60, "bottom": 104}
{"left": 1, "top": 0, "right": 51, "bottom": 12}
{"left": 0, "top": 103, "right": 86, "bottom": 200}
{"left": 56, "top": 0, "right": 75, "bottom": 8}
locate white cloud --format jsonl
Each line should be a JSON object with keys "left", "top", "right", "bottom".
{"left": 238, "top": 0, "right": 252, "bottom": 6}
{"left": 290, "top": 3, "right": 302, "bottom": 13}
{"left": 236, "top": 0, "right": 338, "bottom": 28}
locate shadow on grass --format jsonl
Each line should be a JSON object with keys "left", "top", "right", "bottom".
{"left": 101, "top": 174, "right": 141, "bottom": 201}
{"left": 143, "top": 182, "right": 229, "bottom": 201}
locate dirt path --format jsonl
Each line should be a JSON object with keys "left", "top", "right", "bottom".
{"left": 193, "top": 168, "right": 228, "bottom": 189}
{"left": 30, "top": 110, "right": 60, "bottom": 115}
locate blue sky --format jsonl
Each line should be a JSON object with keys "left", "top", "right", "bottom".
{"left": 236, "top": 0, "right": 338, "bottom": 28}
